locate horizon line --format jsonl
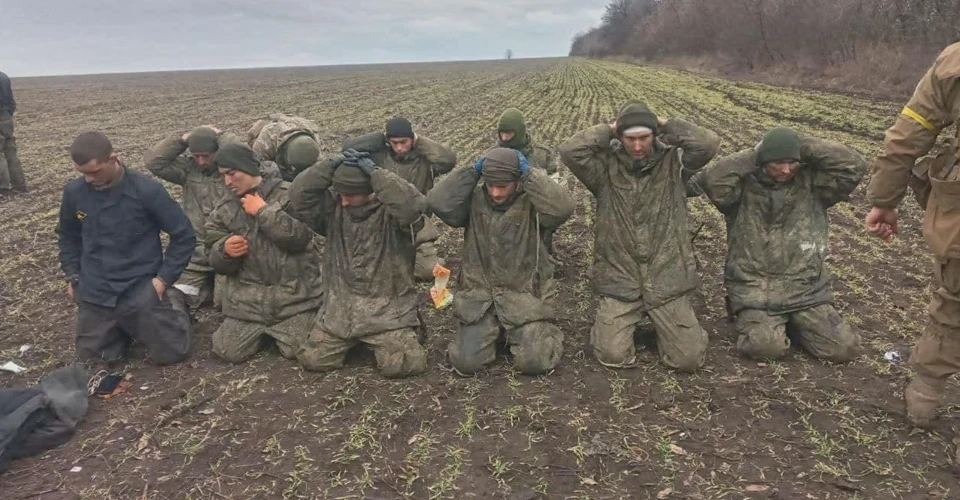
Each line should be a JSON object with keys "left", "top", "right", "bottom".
{"left": 8, "top": 55, "right": 569, "bottom": 79}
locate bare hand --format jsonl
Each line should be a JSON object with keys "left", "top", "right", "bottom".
{"left": 657, "top": 116, "right": 667, "bottom": 127}
{"left": 865, "top": 207, "right": 898, "bottom": 241}
{"left": 609, "top": 120, "right": 618, "bottom": 131}
{"left": 224, "top": 235, "right": 249, "bottom": 258}
{"left": 241, "top": 193, "right": 268, "bottom": 215}
{"left": 152, "top": 277, "right": 167, "bottom": 301}
{"left": 202, "top": 125, "right": 223, "bottom": 135}
{"left": 181, "top": 132, "right": 190, "bottom": 141}
{"left": 67, "top": 282, "right": 75, "bottom": 302}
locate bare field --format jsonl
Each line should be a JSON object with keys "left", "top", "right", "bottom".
{"left": 0, "top": 57, "right": 957, "bottom": 499}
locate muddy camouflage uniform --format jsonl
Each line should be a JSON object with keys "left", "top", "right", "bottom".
{"left": 696, "top": 137, "right": 866, "bottom": 362}
{"left": 204, "top": 165, "right": 322, "bottom": 363}
{"left": 428, "top": 163, "right": 575, "bottom": 375}
{"left": 247, "top": 114, "right": 322, "bottom": 182}
{"left": 0, "top": 70, "right": 25, "bottom": 192}
{"left": 344, "top": 132, "right": 457, "bottom": 280}
{"left": 559, "top": 118, "right": 720, "bottom": 372}
{"left": 145, "top": 133, "right": 240, "bottom": 308}
{"left": 867, "top": 42, "right": 960, "bottom": 426}
{"left": 289, "top": 160, "right": 428, "bottom": 378}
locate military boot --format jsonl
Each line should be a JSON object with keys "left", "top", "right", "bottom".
{"left": 905, "top": 374, "right": 947, "bottom": 428}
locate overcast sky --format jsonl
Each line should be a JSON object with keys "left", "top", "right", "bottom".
{"left": 0, "top": 0, "right": 608, "bottom": 77}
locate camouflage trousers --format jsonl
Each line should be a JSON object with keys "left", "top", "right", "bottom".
{"left": 591, "top": 294, "right": 707, "bottom": 373}
{"left": 76, "top": 279, "right": 191, "bottom": 365}
{"left": 212, "top": 312, "right": 312, "bottom": 364}
{"left": 448, "top": 308, "right": 563, "bottom": 376}
{"left": 298, "top": 327, "right": 427, "bottom": 378}
{"left": 735, "top": 304, "right": 859, "bottom": 363}
{"left": 414, "top": 241, "right": 442, "bottom": 282}
{"left": 911, "top": 257, "right": 960, "bottom": 380}
{"left": 0, "top": 112, "right": 25, "bottom": 192}
{"left": 172, "top": 268, "right": 217, "bottom": 311}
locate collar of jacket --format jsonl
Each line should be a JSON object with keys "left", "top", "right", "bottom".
{"left": 344, "top": 199, "right": 383, "bottom": 222}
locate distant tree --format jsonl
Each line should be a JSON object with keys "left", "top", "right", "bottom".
{"left": 505, "top": 49, "right": 514, "bottom": 60}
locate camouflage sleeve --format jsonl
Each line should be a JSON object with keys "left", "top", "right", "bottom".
{"left": 416, "top": 136, "right": 458, "bottom": 176}
{"left": 559, "top": 124, "right": 616, "bottom": 195}
{"left": 659, "top": 118, "right": 722, "bottom": 172}
{"left": 251, "top": 125, "right": 280, "bottom": 161}
{"left": 371, "top": 168, "right": 427, "bottom": 228}
{"left": 522, "top": 167, "right": 575, "bottom": 229}
{"left": 698, "top": 149, "right": 757, "bottom": 215}
{"left": 255, "top": 198, "right": 316, "bottom": 253}
{"left": 289, "top": 157, "right": 339, "bottom": 236}
{"left": 868, "top": 44, "right": 960, "bottom": 208}
{"left": 684, "top": 171, "right": 705, "bottom": 198}
{"left": 427, "top": 166, "right": 479, "bottom": 229}
{"left": 246, "top": 119, "right": 269, "bottom": 146}
{"left": 144, "top": 135, "right": 190, "bottom": 185}
{"left": 802, "top": 138, "right": 868, "bottom": 208}
{"left": 205, "top": 206, "right": 244, "bottom": 276}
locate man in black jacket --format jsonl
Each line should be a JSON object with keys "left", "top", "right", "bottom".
{"left": 0, "top": 70, "right": 25, "bottom": 194}
{"left": 56, "top": 132, "right": 195, "bottom": 364}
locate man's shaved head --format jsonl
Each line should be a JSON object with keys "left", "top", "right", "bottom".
{"left": 70, "top": 131, "right": 113, "bottom": 166}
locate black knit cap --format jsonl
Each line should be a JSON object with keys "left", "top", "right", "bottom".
{"left": 385, "top": 117, "right": 414, "bottom": 139}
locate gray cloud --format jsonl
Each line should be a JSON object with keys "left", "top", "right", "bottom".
{"left": 0, "top": 0, "right": 607, "bottom": 76}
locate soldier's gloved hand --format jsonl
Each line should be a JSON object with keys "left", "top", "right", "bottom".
{"left": 343, "top": 148, "right": 376, "bottom": 175}
{"left": 474, "top": 157, "right": 484, "bottom": 175}
{"left": 517, "top": 151, "right": 530, "bottom": 175}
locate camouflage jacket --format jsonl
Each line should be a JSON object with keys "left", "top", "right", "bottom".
{"left": 144, "top": 133, "right": 240, "bottom": 272}
{"left": 205, "top": 166, "right": 322, "bottom": 324}
{"left": 289, "top": 161, "right": 426, "bottom": 339}
{"left": 428, "top": 167, "right": 574, "bottom": 328}
{"left": 559, "top": 119, "right": 720, "bottom": 307}
{"left": 868, "top": 42, "right": 960, "bottom": 258}
{"left": 696, "top": 139, "right": 866, "bottom": 314}
{"left": 344, "top": 132, "right": 457, "bottom": 195}
{"left": 248, "top": 114, "right": 322, "bottom": 181}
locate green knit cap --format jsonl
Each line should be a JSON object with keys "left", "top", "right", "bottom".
{"left": 284, "top": 134, "right": 321, "bottom": 171}
{"left": 756, "top": 128, "right": 802, "bottom": 165}
{"left": 615, "top": 100, "right": 659, "bottom": 136}
{"left": 497, "top": 108, "right": 527, "bottom": 150}
{"left": 187, "top": 127, "right": 219, "bottom": 154}
{"left": 215, "top": 143, "right": 260, "bottom": 176}
{"left": 333, "top": 166, "right": 373, "bottom": 195}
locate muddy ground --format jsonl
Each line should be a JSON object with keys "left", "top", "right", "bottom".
{"left": 0, "top": 58, "right": 957, "bottom": 499}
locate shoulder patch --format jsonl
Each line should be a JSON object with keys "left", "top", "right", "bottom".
{"left": 76, "top": 211, "right": 87, "bottom": 221}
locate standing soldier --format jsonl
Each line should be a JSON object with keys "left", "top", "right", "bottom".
{"left": 560, "top": 101, "right": 720, "bottom": 372}
{"left": 204, "top": 143, "right": 323, "bottom": 363}
{"left": 344, "top": 118, "right": 457, "bottom": 280}
{"left": 57, "top": 132, "right": 195, "bottom": 365}
{"left": 246, "top": 114, "right": 323, "bottom": 182}
{"left": 495, "top": 108, "right": 559, "bottom": 180}
{"left": 697, "top": 128, "right": 866, "bottom": 362}
{"left": 865, "top": 42, "right": 960, "bottom": 428}
{"left": 145, "top": 126, "right": 239, "bottom": 310}
{"left": 428, "top": 148, "right": 575, "bottom": 375}
{"left": 0, "top": 70, "right": 26, "bottom": 195}
{"left": 290, "top": 150, "right": 428, "bottom": 378}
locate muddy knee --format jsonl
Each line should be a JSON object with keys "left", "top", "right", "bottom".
{"left": 380, "top": 346, "right": 427, "bottom": 379}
